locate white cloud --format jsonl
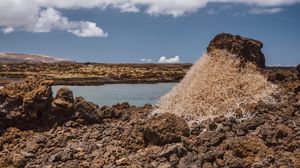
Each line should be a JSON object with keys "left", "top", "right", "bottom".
{"left": 2, "top": 27, "right": 14, "bottom": 34}
{"left": 158, "top": 56, "right": 180, "bottom": 64}
{"left": 34, "top": 8, "right": 107, "bottom": 37}
{"left": 249, "top": 7, "right": 283, "bottom": 14}
{"left": 0, "top": 0, "right": 300, "bottom": 36}
{"left": 0, "top": 2, "right": 107, "bottom": 37}
{"left": 140, "top": 58, "right": 153, "bottom": 63}
{"left": 67, "top": 22, "right": 108, "bottom": 37}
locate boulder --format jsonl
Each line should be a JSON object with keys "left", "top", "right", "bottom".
{"left": 0, "top": 77, "right": 53, "bottom": 127}
{"left": 143, "top": 113, "right": 190, "bottom": 146}
{"left": 74, "top": 96, "right": 100, "bottom": 123}
{"left": 52, "top": 87, "right": 75, "bottom": 119}
{"left": 207, "top": 33, "right": 266, "bottom": 68}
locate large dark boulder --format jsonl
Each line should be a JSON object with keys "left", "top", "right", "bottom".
{"left": 143, "top": 113, "right": 190, "bottom": 146}
{"left": 207, "top": 33, "right": 266, "bottom": 68}
{"left": 0, "top": 77, "right": 54, "bottom": 128}
{"left": 52, "top": 87, "right": 75, "bottom": 119}
{"left": 74, "top": 96, "right": 100, "bottom": 123}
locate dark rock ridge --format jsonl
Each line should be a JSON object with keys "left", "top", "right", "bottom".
{"left": 207, "top": 33, "right": 266, "bottom": 68}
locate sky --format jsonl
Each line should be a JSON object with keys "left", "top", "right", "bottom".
{"left": 0, "top": 0, "right": 300, "bottom": 65}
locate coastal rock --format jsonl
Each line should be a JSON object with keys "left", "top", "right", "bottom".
{"left": 143, "top": 113, "right": 190, "bottom": 145}
{"left": 52, "top": 87, "right": 75, "bottom": 119}
{"left": 0, "top": 77, "right": 53, "bottom": 128}
{"left": 207, "top": 33, "right": 265, "bottom": 68}
{"left": 74, "top": 96, "right": 100, "bottom": 123}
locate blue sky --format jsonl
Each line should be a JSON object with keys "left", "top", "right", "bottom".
{"left": 0, "top": 1, "right": 300, "bottom": 65}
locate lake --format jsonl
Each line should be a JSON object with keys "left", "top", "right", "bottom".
{"left": 52, "top": 83, "right": 176, "bottom": 106}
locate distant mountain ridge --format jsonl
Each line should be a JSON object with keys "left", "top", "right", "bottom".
{"left": 0, "top": 52, "right": 74, "bottom": 63}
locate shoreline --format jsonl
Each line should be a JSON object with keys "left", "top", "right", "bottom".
{"left": 0, "top": 64, "right": 297, "bottom": 86}
{"left": 0, "top": 78, "right": 181, "bottom": 87}
{"left": 0, "top": 62, "right": 191, "bottom": 86}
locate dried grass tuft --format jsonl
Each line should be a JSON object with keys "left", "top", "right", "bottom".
{"left": 153, "top": 49, "right": 276, "bottom": 124}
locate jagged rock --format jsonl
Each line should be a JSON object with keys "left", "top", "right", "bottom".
{"left": 207, "top": 33, "right": 266, "bottom": 68}
{"left": 52, "top": 87, "right": 75, "bottom": 118}
{"left": 143, "top": 113, "right": 190, "bottom": 145}
{"left": 0, "top": 77, "right": 53, "bottom": 128}
{"left": 159, "top": 143, "right": 187, "bottom": 158}
{"left": 224, "top": 135, "right": 273, "bottom": 166}
{"left": 112, "top": 102, "right": 130, "bottom": 110}
{"left": 74, "top": 96, "right": 100, "bottom": 123}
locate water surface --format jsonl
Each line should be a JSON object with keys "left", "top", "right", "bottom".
{"left": 52, "top": 83, "right": 176, "bottom": 106}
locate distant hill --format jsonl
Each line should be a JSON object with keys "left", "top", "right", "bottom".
{"left": 0, "top": 52, "right": 74, "bottom": 63}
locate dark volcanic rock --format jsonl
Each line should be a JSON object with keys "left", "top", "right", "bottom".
{"left": 0, "top": 77, "right": 53, "bottom": 128}
{"left": 52, "top": 87, "right": 75, "bottom": 119}
{"left": 207, "top": 33, "right": 266, "bottom": 68}
{"left": 74, "top": 96, "right": 100, "bottom": 123}
{"left": 143, "top": 113, "right": 190, "bottom": 145}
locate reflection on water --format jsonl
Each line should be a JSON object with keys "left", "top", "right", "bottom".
{"left": 52, "top": 83, "right": 176, "bottom": 106}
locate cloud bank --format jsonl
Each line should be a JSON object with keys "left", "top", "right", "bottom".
{"left": 1, "top": 0, "right": 300, "bottom": 36}
{"left": 158, "top": 56, "right": 180, "bottom": 64}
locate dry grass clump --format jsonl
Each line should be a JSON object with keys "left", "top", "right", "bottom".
{"left": 153, "top": 49, "right": 276, "bottom": 123}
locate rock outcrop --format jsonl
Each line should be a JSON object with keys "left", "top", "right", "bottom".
{"left": 74, "top": 97, "right": 100, "bottom": 123}
{"left": 143, "top": 113, "right": 190, "bottom": 145}
{"left": 207, "top": 33, "right": 266, "bottom": 68}
{"left": 0, "top": 77, "right": 54, "bottom": 128}
{"left": 52, "top": 87, "right": 75, "bottom": 119}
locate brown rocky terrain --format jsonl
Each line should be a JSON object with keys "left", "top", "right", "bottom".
{"left": 0, "top": 63, "right": 191, "bottom": 86}
{"left": 0, "top": 33, "right": 299, "bottom": 168}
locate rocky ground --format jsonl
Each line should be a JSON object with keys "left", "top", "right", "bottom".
{"left": 0, "top": 66, "right": 299, "bottom": 168}
{"left": 0, "top": 63, "right": 191, "bottom": 86}
{"left": 0, "top": 33, "right": 299, "bottom": 168}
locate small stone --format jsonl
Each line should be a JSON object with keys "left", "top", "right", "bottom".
{"left": 158, "top": 162, "right": 172, "bottom": 168}
{"left": 116, "top": 157, "right": 129, "bottom": 166}
{"left": 159, "top": 143, "right": 187, "bottom": 158}
{"left": 202, "top": 162, "right": 213, "bottom": 168}
{"left": 48, "top": 152, "right": 62, "bottom": 162}
{"left": 12, "top": 153, "right": 26, "bottom": 168}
